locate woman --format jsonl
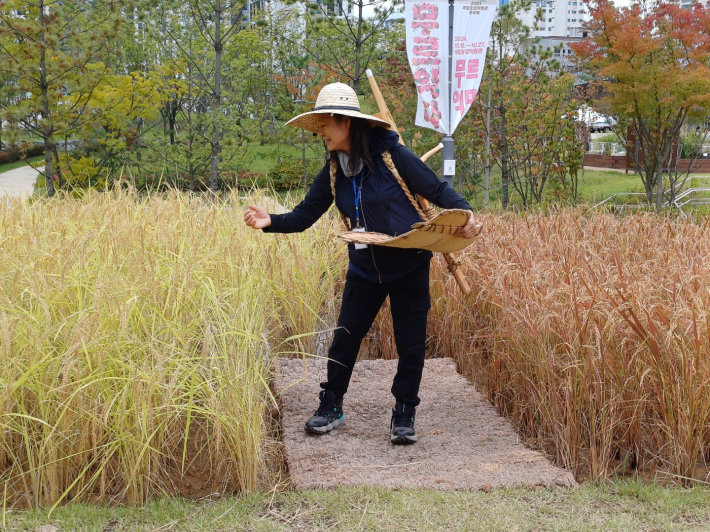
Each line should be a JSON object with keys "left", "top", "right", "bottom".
{"left": 245, "top": 83, "right": 478, "bottom": 444}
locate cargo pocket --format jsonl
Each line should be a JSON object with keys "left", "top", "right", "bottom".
{"left": 409, "top": 294, "right": 431, "bottom": 313}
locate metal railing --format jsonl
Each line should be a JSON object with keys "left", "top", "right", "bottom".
{"left": 593, "top": 183, "right": 710, "bottom": 215}
{"left": 592, "top": 192, "right": 648, "bottom": 209}
{"left": 588, "top": 141, "right": 626, "bottom": 155}
{"left": 672, "top": 187, "right": 710, "bottom": 217}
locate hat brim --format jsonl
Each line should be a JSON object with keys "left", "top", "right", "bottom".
{"left": 285, "top": 109, "right": 392, "bottom": 134}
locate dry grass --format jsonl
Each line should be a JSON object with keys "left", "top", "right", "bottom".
{"left": 4, "top": 191, "right": 710, "bottom": 510}
{"left": 0, "top": 189, "right": 346, "bottom": 510}
{"left": 421, "top": 210, "right": 710, "bottom": 483}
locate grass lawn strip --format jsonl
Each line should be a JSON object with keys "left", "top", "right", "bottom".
{"left": 8, "top": 481, "right": 710, "bottom": 531}
{"left": 0, "top": 155, "right": 45, "bottom": 174}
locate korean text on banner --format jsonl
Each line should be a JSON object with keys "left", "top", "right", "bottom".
{"left": 450, "top": 0, "right": 497, "bottom": 134}
{"left": 405, "top": 0, "right": 449, "bottom": 135}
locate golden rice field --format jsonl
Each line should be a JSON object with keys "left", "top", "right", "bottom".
{"left": 2, "top": 191, "right": 710, "bottom": 509}
{"left": 0, "top": 190, "right": 346, "bottom": 509}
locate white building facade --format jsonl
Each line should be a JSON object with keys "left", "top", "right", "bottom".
{"left": 506, "top": 0, "right": 585, "bottom": 38}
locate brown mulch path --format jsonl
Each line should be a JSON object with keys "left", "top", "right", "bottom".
{"left": 273, "top": 357, "right": 577, "bottom": 490}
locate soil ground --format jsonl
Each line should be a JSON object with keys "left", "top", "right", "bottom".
{"left": 273, "top": 357, "right": 576, "bottom": 491}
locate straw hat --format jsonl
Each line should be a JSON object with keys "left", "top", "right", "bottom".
{"left": 285, "top": 82, "right": 391, "bottom": 134}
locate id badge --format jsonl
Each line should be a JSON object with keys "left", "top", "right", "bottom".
{"left": 352, "top": 227, "right": 368, "bottom": 250}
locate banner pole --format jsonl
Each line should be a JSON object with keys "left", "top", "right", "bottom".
{"left": 441, "top": 0, "right": 455, "bottom": 188}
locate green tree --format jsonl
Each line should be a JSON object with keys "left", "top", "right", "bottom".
{"left": 459, "top": 0, "right": 583, "bottom": 208}
{"left": 299, "top": 0, "right": 401, "bottom": 94}
{"left": 58, "top": 67, "right": 168, "bottom": 189}
{"left": 572, "top": 0, "right": 710, "bottom": 209}
{"left": 0, "top": 0, "right": 119, "bottom": 197}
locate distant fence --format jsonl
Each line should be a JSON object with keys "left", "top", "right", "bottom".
{"left": 584, "top": 154, "right": 626, "bottom": 169}
{"left": 585, "top": 154, "right": 710, "bottom": 173}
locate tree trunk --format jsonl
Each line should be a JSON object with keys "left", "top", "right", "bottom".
{"left": 51, "top": 144, "right": 64, "bottom": 188}
{"left": 353, "top": 0, "right": 363, "bottom": 94}
{"left": 187, "top": 33, "right": 196, "bottom": 192}
{"left": 500, "top": 106, "right": 509, "bottom": 210}
{"left": 655, "top": 150, "right": 664, "bottom": 210}
{"left": 39, "top": 0, "right": 55, "bottom": 198}
{"left": 169, "top": 101, "right": 176, "bottom": 146}
{"left": 484, "top": 83, "right": 491, "bottom": 209}
{"left": 210, "top": 0, "right": 222, "bottom": 194}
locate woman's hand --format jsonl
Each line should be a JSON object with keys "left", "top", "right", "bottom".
{"left": 455, "top": 211, "right": 482, "bottom": 239}
{"left": 244, "top": 205, "right": 272, "bottom": 230}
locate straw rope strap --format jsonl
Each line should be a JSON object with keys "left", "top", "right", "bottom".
{"left": 330, "top": 158, "right": 350, "bottom": 230}
{"left": 381, "top": 151, "right": 434, "bottom": 222}
{"left": 330, "top": 150, "right": 437, "bottom": 231}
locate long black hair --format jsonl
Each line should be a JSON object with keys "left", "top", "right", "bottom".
{"left": 330, "top": 115, "right": 376, "bottom": 174}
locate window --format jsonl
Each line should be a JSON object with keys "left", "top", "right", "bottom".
{"left": 549, "top": 17, "right": 552, "bottom": 21}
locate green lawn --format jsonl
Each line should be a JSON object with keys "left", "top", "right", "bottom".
{"left": 7, "top": 480, "right": 710, "bottom": 531}
{"left": 1, "top": 130, "right": 36, "bottom": 144}
{"left": 578, "top": 171, "right": 710, "bottom": 205}
{"left": 577, "top": 169, "right": 645, "bottom": 204}
{"left": 459, "top": 166, "right": 710, "bottom": 210}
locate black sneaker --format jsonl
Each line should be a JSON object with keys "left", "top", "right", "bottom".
{"left": 304, "top": 390, "right": 346, "bottom": 435}
{"left": 391, "top": 402, "right": 418, "bottom": 444}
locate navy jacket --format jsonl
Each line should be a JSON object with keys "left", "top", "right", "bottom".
{"left": 264, "top": 128, "right": 472, "bottom": 283}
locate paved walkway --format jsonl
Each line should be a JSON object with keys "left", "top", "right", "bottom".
{"left": 0, "top": 164, "right": 43, "bottom": 199}
{"left": 274, "top": 357, "right": 576, "bottom": 490}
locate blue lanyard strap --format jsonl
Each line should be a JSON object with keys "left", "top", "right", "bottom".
{"left": 352, "top": 168, "right": 364, "bottom": 228}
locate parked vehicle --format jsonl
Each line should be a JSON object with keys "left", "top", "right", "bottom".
{"left": 590, "top": 120, "right": 613, "bottom": 133}
{"left": 577, "top": 105, "right": 617, "bottom": 132}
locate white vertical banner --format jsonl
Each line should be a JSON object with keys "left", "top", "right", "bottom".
{"left": 405, "top": 0, "right": 450, "bottom": 135}
{"left": 450, "top": 0, "right": 497, "bottom": 134}
{"left": 405, "top": 0, "right": 496, "bottom": 135}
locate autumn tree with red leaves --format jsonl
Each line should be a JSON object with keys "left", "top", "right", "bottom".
{"left": 572, "top": 1, "right": 710, "bottom": 209}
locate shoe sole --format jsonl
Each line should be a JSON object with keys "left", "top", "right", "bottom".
{"left": 305, "top": 415, "right": 346, "bottom": 435}
{"left": 391, "top": 433, "right": 418, "bottom": 444}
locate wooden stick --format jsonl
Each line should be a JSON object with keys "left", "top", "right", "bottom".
{"left": 366, "top": 70, "right": 472, "bottom": 295}
{"left": 420, "top": 143, "right": 444, "bottom": 163}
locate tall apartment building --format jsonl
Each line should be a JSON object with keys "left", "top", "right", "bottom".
{"left": 241, "top": 0, "right": 352, "bottom": 25}
{"left": 669, "top": 0, "right": 708, "bottom": 8}
{"left": 498, "top": 0, "right": 586, "bottom": 74}
{"left": 508, "top": 0, "right": 585, "bottom": 38}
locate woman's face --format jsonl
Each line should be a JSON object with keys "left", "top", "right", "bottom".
{"left": 316, "top": 114, "right": 351, "bottom": 154}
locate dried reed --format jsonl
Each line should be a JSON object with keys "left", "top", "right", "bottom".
{"left": 423, "top": 211, "right": 710, "bottom": 483}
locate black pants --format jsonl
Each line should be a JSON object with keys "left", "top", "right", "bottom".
{"left": 321, "top": 260, "right": 431, "bottom": 407}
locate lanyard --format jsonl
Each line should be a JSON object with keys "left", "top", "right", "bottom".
{"left": 352, "top": 168, "right": 364, "bottom": 228}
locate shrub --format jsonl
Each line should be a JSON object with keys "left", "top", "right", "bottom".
{"left": 0, "top": 143, "right": 46, "bottom": 166}
{"left": 267, "top": 158, "right": 324, "bottom": 191}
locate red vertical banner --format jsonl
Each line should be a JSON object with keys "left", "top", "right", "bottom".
{"left": 406, "top": 0, "right": 450, "bottom": 134}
